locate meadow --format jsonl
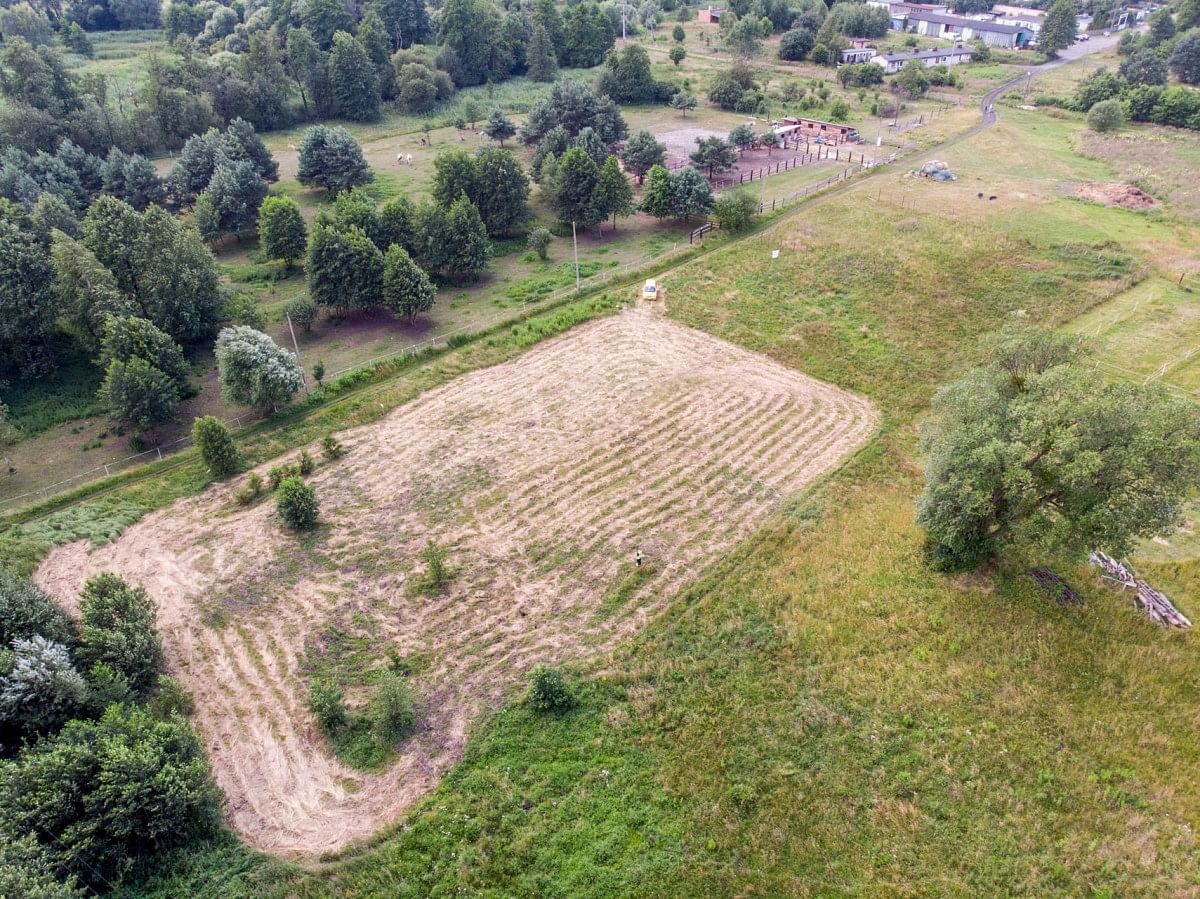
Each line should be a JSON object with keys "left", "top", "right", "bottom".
{"left": 0, "top": 48, "right": 1163, "bottom": 897}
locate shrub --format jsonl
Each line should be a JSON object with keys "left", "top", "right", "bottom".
{"left": 284, "top": 296, "right": 318, "bottom": 333}
{"left": 1087, "top": 98, "right": 1126, "bottom": 132}
{"left": 235, "top": 472, "right": 264, "bottom": 505}
{"left": 527, "top": 227, "right": 552, "bottom": 260}
{"left": 276, "top": 476, "right": 318, "bottom": 530}
{"left": 713, "top": 191, "right": 758, "bottom": 233}
{"left": 313, "top": 360, "right": 326, "bottom": 384}
{"left": 370, "top": 672, "right": 416, "bottom": 745}
{"left": 527, "top": 664, "right": 574, "bottom": 712}
{"left": 77, "top": 573, "right": 164, "bottom": 695}
{"left": 267, "top": 464, "right": 298, "bottom": 490}
{"left": 417, "top": 540, "right": 450, "bottom": 594}
{"left": 321, "top": 433, "right": 345, "bottom": 460}
{"left": 308, "top": 679, "right": 347, "bottom": 734}
{"left": 192, "top": 415, "right": 239, "bottom": 478}
{"left": 297, "top": 449, "right": 315, "bottom": 475}
{"left": 0, "top": 571, "right": 74, "bottom": 648}
{"left": 0, "top": 705, "right": 221, "bottom": 889}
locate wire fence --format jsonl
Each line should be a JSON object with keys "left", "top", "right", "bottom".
{"left": 0, "top": 135, "right": 922, "bottom": 515}
{"left": 0, "top": 240, "right": 705, "bottom": 514}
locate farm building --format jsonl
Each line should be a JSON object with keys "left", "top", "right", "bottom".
{"left": 905, "top": 11, "right": 1035, "bottom": 47}
{"left": 841, "top": 46, "right": 878, "bottom": 64}
{"left": 698, "top": 6, "right": 723, "bottom": 23}
{"left": 990, "top": 3, "right": 1047, "bottom": 30}
{"left": 773, "top": 117, "right": 861, "bottom": 144}
{"left": 871, "top": 45, "right": 975, "bottom": 74}
{"left": 867, "top": 1, "right": 950, "bottom": 29}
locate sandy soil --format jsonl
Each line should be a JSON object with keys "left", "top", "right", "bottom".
{"left": 1074, "top": 181, "right": 1159, "bottom": 210}
{"left": 35, "top": 310, "right": 877, "bottom": 856}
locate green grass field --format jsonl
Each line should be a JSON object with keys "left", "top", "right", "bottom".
{"left": 65, "top": 55, "right": 1200, "bottom": 898}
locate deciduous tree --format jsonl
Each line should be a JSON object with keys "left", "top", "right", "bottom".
{"left": 620, "top": 130, "right": 666, "bottom": 184}
{"left": 215, "top": 325, "right": 304, "bottom": 409}
{"left": 257, "top": 195, "right": 307, "bottom": 267}
{"left": 381, "top": 244, "right": 435, "bottom": 321}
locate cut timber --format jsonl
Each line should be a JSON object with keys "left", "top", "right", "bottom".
{"left": 1028, "top": 566, "right": 1081, "bottom": 605}
{"left": 1088, "top": 551, "right": 1192, "bottom": 629}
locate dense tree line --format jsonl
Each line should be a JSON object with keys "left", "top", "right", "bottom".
{"left": 1064, "top": 62, "right": 1200, "bottom": 130}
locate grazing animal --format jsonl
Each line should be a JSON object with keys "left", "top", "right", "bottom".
{"left": 406, "top": 153, "right": 413, "bottom": 165}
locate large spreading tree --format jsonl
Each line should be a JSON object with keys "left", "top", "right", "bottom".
{"left": 917, "top": 325, "right": 1200, "bottom": 570}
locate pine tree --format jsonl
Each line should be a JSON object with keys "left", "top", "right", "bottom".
{"left": 591, "top": 155, "right": 634, "bottom": 233}
{"left": 257, "top": 195, "right": 307, "bottom": 268}
{"left": 573, "top": 126, "right": 608, "bottom": 166}
{"left": 483, "top": 109, "right": 517, "bottom": 146}
{"left": 329, "top": 31, "right": 381, "bottom": 121}
{"left": 528, "top": 23, "right": 558, "bottom": 82}
{"left": 223, "top": 117, "right": 279, "bottom": 183}
{"left": 297, "top": 125, "right": 373, "bottom": 193}
{"left": 381, "top": 244, "right": 436, "bottom": 321}
{"left": 195, "top": 160, "right": 268, "bottom": 240}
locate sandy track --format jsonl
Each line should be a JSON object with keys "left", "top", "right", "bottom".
{"left": 35, "top": 310, "right": 877, "bottom": 856}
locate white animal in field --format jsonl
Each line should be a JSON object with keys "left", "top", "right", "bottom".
{"left": 396, "top": 152, "right": 403, "bottom": 164}
{"left": 287, "top": 143, "right": 297, "bottom": 151}
{"left": 406, "top": 153, "right": 413, "bottom": 165}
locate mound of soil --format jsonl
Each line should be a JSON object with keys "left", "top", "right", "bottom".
{"left": 1074, "top": 182, "right": 1158, "bottom": 210}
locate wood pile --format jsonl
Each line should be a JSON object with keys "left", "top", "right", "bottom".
{"left": 1089, "top": 551, "right": 1192, "bottom": 629}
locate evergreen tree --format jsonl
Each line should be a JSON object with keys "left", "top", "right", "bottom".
{"left": 381, "top": 244, "right": 436, "bottom": 321}
{"left": 640, "top": 163, "right": 673, "bottom": 219}
{"left": 168, "top": 129, "right": 226, "bottom": 204}
{"left": 223, "top": 117, "right": 279, "bottom": 183}
{"left": 528, "top": 22, "right": 559, "bottom": 82}
{"left": 30, "top": 193, "right": 80, "bottom": 244}
{"left": 562, "top": 1, "right": 615, "bottom": 68}
{"left": 1039, "top": 0, "right": 1078, "bottom": 57}
{"left": 328, "top": 31, "right": 381, "bottom": 121}
{"left": 574, "top": 126, "right": 608, "bottom": 166}
{"left": 77, "top": 573, "right": 165, "bottom": 695}
{"left": 195, "top": 160, "right": 268, "bottom": 240}
{"left": 484, "top": 109, "right": 517, "bottom": 146}
{"left": 257, "top": 195, "right": 308, "bottom": 267}
{"left": 119, "top": 154, "right": 165, "bottom": 210}
{"left": 439, "top": 0, "right": 505, "bottom": 86}
{"left": 591, "top": 154, "right": 635, "bottom": 233}
{"left": 530, "top": 125, "right": 571, "bottom": 178}
{"left": 533, "top": 0, "right": 566, "bottom": 59}
{"left": 670, "top": 89, "right": 697, "bottom": 116}
{"left": 620, "top": 130, "right": 666, "bottom": 185}
{"left": 669, "top": 44, "right": 687, "bottom": 66}
{"left": 297, "top": 125, "right": 373, "bottom": 193}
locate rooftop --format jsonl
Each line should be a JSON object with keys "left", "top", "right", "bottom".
{"left": 906, "top": 11, "right": 1033, "bottom": 33}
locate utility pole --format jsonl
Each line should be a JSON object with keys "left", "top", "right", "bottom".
{"left": 286, "top": 311, "right": 309, "bottom": 395}
{"left": 572, "top": 221, "right": 580, "bottom": 291}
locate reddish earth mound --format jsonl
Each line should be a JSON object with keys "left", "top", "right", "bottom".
{"left": 1074, "top": 182, "right": 1158, "bottom": 210}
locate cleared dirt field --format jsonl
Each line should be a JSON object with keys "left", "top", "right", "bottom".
{"left": 34, "top": 310, "right": 876, "bottom": 856}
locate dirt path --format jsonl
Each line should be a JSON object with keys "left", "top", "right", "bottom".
{"left": 35, "top": 310, "right": 876, "bottom": 857}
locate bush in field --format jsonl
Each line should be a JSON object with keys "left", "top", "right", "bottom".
{"left": 1086, "top": 98, "right": 1125, "bottom": 132}
{"left": 276, "top": 476, "right": 319, "bottom": 530}
{"left": 713, "top": 190, "right": 758, "bottom": 233}
{"left": 297, "top": 449, "right": 315, "bottom": 475}
{"left": 284, "top": 296, "right": 318, "bottom": 333}
{"left": 0, "top": 704, "right": 221, "bottom": 890}
{"left": 527, "top": 227, "right": 552, "bottom": 260}
{"left": 370, "top": 672, "right": 416, "bottom": 745}
{"left": 417, "top": 539, "right": 450, "bottom": 594}
{"left": 0, "top": 571, "right": 74, "bottom": 648}
{"left": 527, "top": 664, "right": 573, "bottom": 712}
{"left": 235, "top": 472, "right": 264, "bottom": 505}
{"left": 307, "top": 679, "right": 347, "bottom": 733}
{"left": 77, "top": 573, "right": 164, "bottom": 695}
{"left": 321, "top": 433, "right": 345, "bottom": 460}
{"left": 192, "top": 415, "right": 239, "bottom": 478}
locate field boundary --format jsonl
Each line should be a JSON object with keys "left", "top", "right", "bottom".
{"left": 0, "top": 66, "right": 1035, "bottom": 519}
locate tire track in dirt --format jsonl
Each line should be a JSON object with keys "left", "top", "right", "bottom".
{"left": 34, "top": 310, "right": 877, "bottom": 856}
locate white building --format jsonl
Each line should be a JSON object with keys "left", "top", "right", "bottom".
{"left": 871, "top": 45, "right": 975, "bottom": 74}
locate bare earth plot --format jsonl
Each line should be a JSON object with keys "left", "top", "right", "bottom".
{"left": 34, "top": 311, "right": 877, "bottom": 856}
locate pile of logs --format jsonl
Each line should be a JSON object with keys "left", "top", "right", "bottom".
{"left": 1089, "top": 551, "right": 1192, "bottom": 629}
